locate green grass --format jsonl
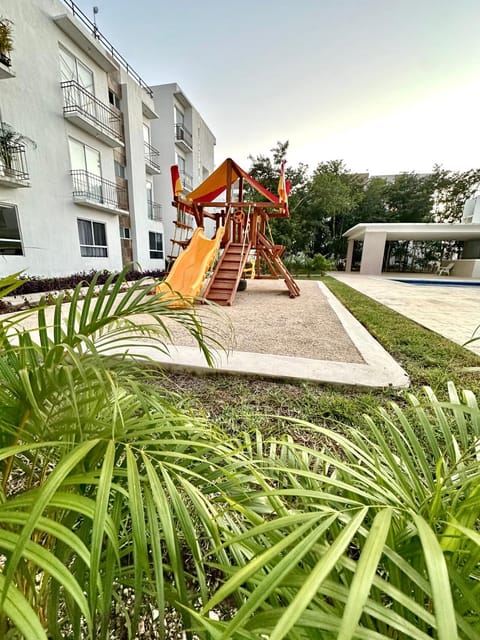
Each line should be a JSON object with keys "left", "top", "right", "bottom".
{"left": 160, "top": 276, "right": 480, "bottom": 437}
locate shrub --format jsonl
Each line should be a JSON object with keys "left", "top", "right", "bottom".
{"left": 0, "top": 270, "right": 478, "bottom": 638}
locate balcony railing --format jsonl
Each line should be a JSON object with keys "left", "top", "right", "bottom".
{"left": 0, "top": 51, "right": 11, "bottom": 68}
{"left": 180, "top": 170, "right": 193, "bottom": 192}
{"left": 144, "top": 141, "right": 161, "bottom": 174}
{"left": 61, "top": 0, "right": 153, "bottom": 98}
{"left": 174, "top": 123, "right": 192, "bottom": 150}
{"left": 147, "top": 200, "right": 162, "bottom": 221}
{"left": 61, "top": 81, "right": 123, "bottom": 144}
{"left": 71, "top": 170, "right": 128, "bottom": 212}
{"left": 0, "top": 143, "right": 30, "bottom": 184}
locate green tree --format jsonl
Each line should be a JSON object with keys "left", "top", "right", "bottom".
{"left": 429, "top": 165, "right": 480, "bottom": 222}
{"left": 307, "top": 160, "right": 364, "bottom": 257}
{"left": 247, "top": 141, "right": 310, "bottom": 252}
{"left": 385, "top": 172, "right": 434, "bottom": 223}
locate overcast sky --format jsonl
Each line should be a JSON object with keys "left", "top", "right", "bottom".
{"left": 73, "top": 0, "right": 480, "bottom": 175}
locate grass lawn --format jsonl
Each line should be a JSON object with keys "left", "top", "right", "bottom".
{"left": 160, "top": 276, "right": 480, "bottom": 436}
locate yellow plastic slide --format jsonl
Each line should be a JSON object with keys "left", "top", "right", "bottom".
{"left": 155, "top": 226, "right": 224, "bottom": 306}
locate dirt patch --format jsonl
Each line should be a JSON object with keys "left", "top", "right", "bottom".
{"left": 158, "top": 279, "right": 364, "bottom": 363}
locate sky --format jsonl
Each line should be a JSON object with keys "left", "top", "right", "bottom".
{"left": 72, "top": 0, "right": 480, "bottom": 176}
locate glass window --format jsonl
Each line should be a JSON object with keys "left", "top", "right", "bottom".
{"left": 68, "top": 139, "right": 101, "bottom": 176}
{"left": 0, "top": 204, "right": 23, "bottom": 255}
{"left": 174, "top": 106, "right": 184, "bottom": 125}
{"left": 69, "top": 139, "right": 103, "bottom": 203}
{"left": 120, "top": 227, "right": 131, "bottom": 240}
{"left": 149, "top": 231, "right": 163, "bottom": 259}
{"left": 143, "top": 123, "right": 150, "bottom": 144}
{"left": 78, "top": 218, "right": 108, "bottom": 257}
{"left": 114, "top": 161, "right": 126, "bottom": 179}
{"left": 108, "top": 89, "right": 121, "bottom": 110}
{"left": 176, "top": 154, "right": 185, "bottom": 173}
{"left": 59, "top": 47, "right": 94, "bottom": 92}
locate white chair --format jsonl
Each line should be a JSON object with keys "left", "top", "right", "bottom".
{"left": 437, "top": 262, "right": 455, "bottom": 276}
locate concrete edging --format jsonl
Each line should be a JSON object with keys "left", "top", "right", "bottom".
{"left": 117, "top": 282, "right": 410, "bottom": 388}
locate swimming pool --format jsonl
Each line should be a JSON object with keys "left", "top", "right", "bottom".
{"left": 392, "top": 279, "right": 480, "bottom": 288}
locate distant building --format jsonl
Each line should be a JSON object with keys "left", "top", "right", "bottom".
{"left": 371, "top": 173, "right": 431, "bottom": 184}
{"left": 150, "top": 83, "right": 216, "bottom": 260}
{"left": 0, "top": 0, "right": 215, "bottom": 277}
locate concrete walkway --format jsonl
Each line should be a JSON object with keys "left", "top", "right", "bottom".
{"left": 331, "top": 273, "right": 480, "bottom": 356}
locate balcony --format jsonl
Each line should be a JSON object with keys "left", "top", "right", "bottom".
{"left": 61, "top": 81, "right": 124, "bottom": 147}
{"left": 0, "top": 144, "right": 30, "bottom": 187}
{"left": 147, "top": 200, "right": 162, "bottom": 221}
{"left": 0, "top": 51, "right": 14, "bottom": 79}
{"left": 180, "top": 170, "right": 193, "bottom": 192}
{"left": 144, "top": 141, "right": 161, "bottom": 175}
{"left": 71, "top": 170, "right": 128, "bottom": 215}
{"left": 174, "top": 123, "right": 192, "bottom": 152}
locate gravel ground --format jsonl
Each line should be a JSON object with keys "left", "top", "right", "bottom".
{"left": 161, "top": 279, "right": 364, "bottom": 363}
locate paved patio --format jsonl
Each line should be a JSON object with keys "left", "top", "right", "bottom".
{"left": 331, "top": 273, "right": 480, "bottom": 356}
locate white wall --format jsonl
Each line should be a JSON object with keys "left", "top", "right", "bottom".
{"left": 150, "top": 83, "right": 216, "bottom": 254}
{"left": 0, "top": 0, "right": 124, "bottom": 276}
{"left": 120, "top": 71, "right": 165, "bottom": 271}
{"left": 462, "top": 196, "right": 480, "bottom": 224}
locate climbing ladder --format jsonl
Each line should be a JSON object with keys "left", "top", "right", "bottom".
{"left": 256, "top": 231, "right": 300, "bottom": 298}
{"left": 203, "top": 241, "right": 252, "bottom": 306}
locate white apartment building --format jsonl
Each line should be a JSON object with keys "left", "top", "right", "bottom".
{"left": 0, "top": 0, "right": 215, "bottom": 277}
{"left": 150, "top": 83, "right": 216, "bottom": 260}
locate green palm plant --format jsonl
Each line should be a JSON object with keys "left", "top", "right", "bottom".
{"left": 195, "top": 385, "right": 480, "bottom": 639}
{"left": 1, "top": 267, "right": 479, "bottom": 639}
{"left": 0, "top": 268, "right": 250, "bottom": 639}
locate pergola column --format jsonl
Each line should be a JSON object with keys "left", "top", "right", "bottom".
{"left": 360, "top": 231, "right": 387, "bottom": 275}
{"left": 345, "top": 239, "right": 354, "bottom": 272}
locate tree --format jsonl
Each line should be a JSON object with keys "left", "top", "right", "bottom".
{"left": 385, "top": 172, "right": 434, "bottom": 223}
{"left": 306, "top": 160, "right": 364, "bottom": 258}
{"left": 248, "top": 141, "right": 311, "bottom": 252}
{"left": 429, "top": 165, "right": 480, "bottom": 223}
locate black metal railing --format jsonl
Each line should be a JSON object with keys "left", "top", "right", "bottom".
{"left": 174, "top": 123, "right": 192, "bottom": 149}
{"left": 144, "top": 141, "right": 161, "bottom": 172}
{"left": 147, "top": 200, "right": 162, "bottom": 221}
{"left": 0, "top": 143, "right": 29, "bottom": 181}
{"left": 71, "top": 170, "right": 128, "bottom": 211}
{"left": 180, "top": 170, "right": 193, "bottom": 192}
{"left": 61, "top": 0, "right": 153, "bottom": 98}
{"left": 61, "top": 81, "right": 123, "bottom": 142}
{"left": 0, "top": 51, "right": 11, "bottom": 67}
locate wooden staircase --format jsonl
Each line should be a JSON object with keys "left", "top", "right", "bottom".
{"left": 204, "top": 241, "right": 251, "bottom": 306}
{"left": 256, "top": 232, "right": 300, "bottom": 298}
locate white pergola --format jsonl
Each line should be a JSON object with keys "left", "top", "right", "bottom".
{"left": 343, "top": 223, "right": 480, "bottom": 276}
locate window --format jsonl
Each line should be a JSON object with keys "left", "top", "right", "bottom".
{"left": 149, "top": 231, "right": 163, "bottom": 259}
{"left": 174, "top": 106, "right": 184, "bottom": 126}
{"left": 78, "top": 218, "right": 107, "bottom": 257}
{"left": 176, "top": 154, "right": 185, "bottom": 173}
{"left": 69, "top": 138, "right": 101, "bottom": 175}
{"left": 146, "top": 181, "right": 154, "bottom": 219}
{"left": 108, "top": 89, "right": 121, "bottom": 110}
{"left": 0, "top": 204, "right": 23, "bottom": 255}
{"left": 143, "top": 123, "right": 150, "bottom": 145}
{"left": 60, "top": 47, "right": 94, "bottom": 92}
{"left": 114, "top": 161, "right": 126, "bottom": 179}
{"left": 69, "top": 138, "right": 103, "bottom": 202}
{"left": 120, "top": 226, "right": 131, "bottom": 240}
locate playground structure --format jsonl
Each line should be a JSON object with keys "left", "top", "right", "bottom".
{"left": 158, "top": 158, "right": 300, "bottom": 306}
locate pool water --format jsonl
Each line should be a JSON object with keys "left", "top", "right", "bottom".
{"left": 392, "top": 279, "right": 480, "bottom": 288}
